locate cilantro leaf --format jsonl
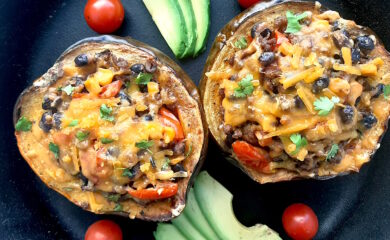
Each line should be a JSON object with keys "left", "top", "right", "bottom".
{"left": 125, "top": 81, "right": 131, "bottom": 89}
{"left": 122, "top": 168, "right": 134, "bottom": 178}
{"left": 314, "top": 96, "right": 340, "bottom": 116}
{"left": 114, "top": 203, "right": 123, "bottom": 212}
{"left": 135, "top": 73, "right": 153, "bottom": 85}
{"left": 106, "top": 194, "right": 121, "bottom": 202}
{"left": 62, "top": 85, "right": 74, "bottom": 96}
{"left": 285, "top": 11, "right": 308, "bottom": 34}
{"left": 234, "top": 37, "right": 248, "bottom": 49}
{"left": 384, "top": 84, "right": 390, "bottom": 99}
{"left": 101, "top": 138, "right": 114, "bottom": 144}
{"left": 100, "top": 104, "right": 115, "bottom": 122}
{"left": 49, "top": 142, "right": 60, "bottom": 159}
{"left": 233, "top": 74, "right": 254, "bottom": 98}
{"left": 136, "top": 140, "right": 154, "bottom": 150}
{"left": 76, "top": 131, "right": 89, "bottom": 141}
{"left": 290, "top": 133, "right": 308, "bottom": 155}
{"left": 68, "top": 119, "right": 79, "bottom": 127}
{"left": 15, "top": 116, "right": 32, "bottom": 132}
{"left": 326, "top": 144, "right": 339, "bottom": 161}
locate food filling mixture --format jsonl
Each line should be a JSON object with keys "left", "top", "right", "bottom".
{"left": 17, "top": 49, "right": 192, "bottom": 209}
{"left": 207, "top": 8, "right": 390, "bottom": 176}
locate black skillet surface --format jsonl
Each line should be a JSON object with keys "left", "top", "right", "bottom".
{"left": 1, "top": 0, "right": 390, "bottom": 239}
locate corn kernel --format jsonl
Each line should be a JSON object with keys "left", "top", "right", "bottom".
{"left": 359, "top": 64, "right": 377, "bottom": 76}
{"left": 84, "top": 76, "right": 101, "bottom": 95}
{"left": 163, "top": 127, "right": 176, "bottom": 143}
{"left": 147, "top": 82, "right": 160, "bottom": 96}
{"left": 140, "top": 162, "right": 151, "bottom": 173}
{"left": 95, "top": 68, "right": 114, "bottom": 86}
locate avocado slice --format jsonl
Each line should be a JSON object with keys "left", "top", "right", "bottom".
{"left": 183, "top": 189, "right": 220, "bottom": 240}
{"left": 190, "top": 0, "right": 210, "bottom": 56}
{"left": 154, "top": 224, "right": 186, "bottom": 240}
{"left": 172, "top": 210, "right": 207, "bottom": 240}
{"left": 177, "top": 0, "right": 197, "bottom": 57}
{"left": 194, "top": 172, "right": 281, "bottom": 240}
{"left": 143, "top": 0, "right": 188, "bottom": 58}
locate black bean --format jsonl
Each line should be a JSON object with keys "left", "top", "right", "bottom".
{"left": 172, "top": 164, "right": 185, "bottom": 173}
{"left": 108, "top": 147, "right": 120, "bottom": 157}
{"left": 42, "top": 96, "right": 53, "bottom": 110}
{"left": 332, "top": 21, "right": 340, "bottom": 31}
{"left": 72, "top": 76, "right": 85, "bottom": 86}
{"left": 53, "top": 112, "right": 63, "bottom": 129}
{"left": 136, "top": 149, "right": 148, "bottom": 157}
{"left": 356, "top": 36, "right": 374, "bottom": 52}
{"left": 355, "top": 96, "right": 361, "bottom": 106}
{"left": 250, "top": 23, "right": 260, "bottom": 38}
{"left": 77, "top": 173, "right": 88, "bottom": 186}
{"left": 117, "top": 90, "right": 131, "bottom": 103}
{"left": 339, "top": 105, "right": 354, "bottom": 124}
{"left": 259, "top": 52, "right": 275, "bottom": 66}
{"left": 351, "top": 48, "right": 361, "bottom": 64}
{"left": 74, "top": 54, "right": 89, "bottom": 67}
{"left": 294, "top": 95, "right": 305, "bottom": 109}
{"left": 362, "top": 112, "right": 377, "bottom": 129}
{"left": 51, "top": 97, "right": 63, "bottom": 109}
{"left": 144, "top": 114, "right": 153, "bottom": 121}
{"left": 130, "top": 64, "right": 145, "bottom": 74}
{"left": 225, "top": 133, "right": 234, "bottom": 147}
{"left": 372, "top": 83, "right": 384, "bottom": 98}
{"left": 138, "top": 84, "right": 148, "bottom": 93}
{"left": 312, "top": 77, "right": 330, "bottom": 93}
{"left": 124, "top": 163, "right": 141, "bottom": 179}
{"left": 39, "top": 112, "right": 53, "bottom": 133}
{"left": 150, "top": 157, "right": 156, "bottom": 168}
{"left": 260, "top": 28, "right": 272, "bottom": 38}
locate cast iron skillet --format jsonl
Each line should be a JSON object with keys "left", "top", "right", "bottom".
{"left": 1, "top": 0, "right": 390, "bottom": 239}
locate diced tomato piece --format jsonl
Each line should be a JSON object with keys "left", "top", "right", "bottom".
{"left": 99, "top": 80, "right": 122, "bottom": 98}
{"left": 159, "top": 107, "right": 184, "bottom": 141}
{"left": 275, "top": 30, "right": 289, "bottom": 48}
{"left": 127, "top": 182, "right": 178, "bottom": 200}
{"left": 232, "top": 141, "right": 271, "bottom": 173}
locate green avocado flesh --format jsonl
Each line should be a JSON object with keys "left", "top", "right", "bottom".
{"left": 153, "top": 224, "right": 186, "bottom": 240}
{"left": 177, "top": 0, "right": 197, "bottom": 57}
{"left": 155, "top": 172, "right": 281, "bottom": 240}
{"left": 143, "top": 0, "right": 188, "bottom": 58}
{"left": 190, "top": 0, "right": 210, "bottom": 56}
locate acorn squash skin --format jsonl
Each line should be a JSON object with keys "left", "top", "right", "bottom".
{"left": 199, "top": 1, "right": 390, "bottom": 183}
{"left": 14, "top": 35, "right": 208, "bottom": 221}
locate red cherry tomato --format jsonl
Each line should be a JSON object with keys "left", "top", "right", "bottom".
{"left": 85, "top": 220, "right": 123, "bottom": 240}
{"left": 238, "top": 0, "right": 261, "bottom": 8}
{"left": 282, "top": 203, "right": 319, "bottom": 240}
{"left": 84, "top": 0, "right": 124, "bottom": 34}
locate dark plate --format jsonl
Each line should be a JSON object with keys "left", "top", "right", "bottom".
{"left": 1, "top": 0, "right": 390, "bottom": 239}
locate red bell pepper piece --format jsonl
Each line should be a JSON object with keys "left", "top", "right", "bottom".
{"left": 274, "top": 30, "right": 289, "bottom": 48}
{"left": 232, "top": 140, "right": 271, "bottom": 173}
{"left": 99, "top": 80, "right": 122, "bottom": 98}
{"left": 158, "top": 107, "right": 184, "bottom": 141}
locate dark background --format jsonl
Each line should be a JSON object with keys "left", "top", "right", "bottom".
{"left": 1, "top": 0, "right": 390, "bottom": 239}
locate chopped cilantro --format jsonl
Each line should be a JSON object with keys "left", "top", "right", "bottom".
{"left": 49, "top": 142, "right": 60, "bottom": 159}
{"left": 122, "top": 168, "right": 134, "bottom": 178}
{"left": 100, "top": 104, "right": 115, "bottom": 122}
{"left": 384, "top": 84, "right": 390, "bottom": 99}
{"left": 15, "top": 116, "right": 32, "bottom": 132}
{"left": 135, "top": 140, "right": 154, "bottom": 150}
{"left": 76, "top": 131, "right": 89, "bottom": 141}
{"left": 285, "top": 11, "right": 308, "bottom": 34}
{"left": 57, "top": 86, "right": 62, "bottom": 92}
{"left": 125, "top": 81, "right": 131, "bottom": 89}
{"left": 101, "top": 138, "right": 114, "bottom": 144}
{"left": 326, "top": 144, "right": 339, "bottom": 161}
{"left": 234, "top": 37, "right": 248, "bottom": 49}
{"left": 135, "top": 73, "right": 153, "bottom": 85}
{"left": 233, "top": 74, "right": 254, "bottom": 98}
{"left": 185, "top": 143, "right": 193, "bottom": 158}
{"left": 114, "top": 203, "right": 123, "bottom": 212}
{"left": 68, "top": 119, "right": 79, "bottom": 127}
{"left": 62, "top": 85, "right": 74, "bottom": 96}
{"left": 314, "top": 96, "right": 340, "bottom": 116}
{"left": 290, "top": 133, "right": 308, "bottom": 155}
{"left": 106, "top": 194, "right": 121, "bottom": 202}
{"left": 63, "top": 187, "right": 73, "bottom": 192}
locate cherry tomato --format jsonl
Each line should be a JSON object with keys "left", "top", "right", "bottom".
{"left": 84, "top": 0, "right": 124, "bottom": 34}
{"left": 127, "top": 182, "right": 178, "bottom": 200}
{"left": 159, "top": 107, "right": 184, "bottom": 141}
{"left": 85, "top": 220, "right": 123, "bottom": 240}
{"left": 282, "top": 203, "right": 319, "bottom": 240}
{"left": 99, "top": 80, "right": 122, "bottom": 98}
{"left": 238, "top": 0, "right": 261, "bottom": 9}
{"left": 232, "top": 141, "right": 271, "bottom": 173}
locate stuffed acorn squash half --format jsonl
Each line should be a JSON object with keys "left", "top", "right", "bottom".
{"left": 14, "top": 36, "right": 206, "bottom": 221}
{"left": 200, "top": 1, "right": 390, "bottom": 183}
